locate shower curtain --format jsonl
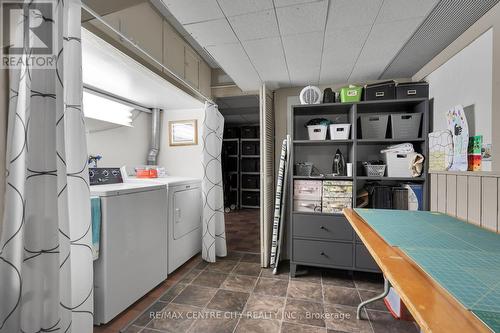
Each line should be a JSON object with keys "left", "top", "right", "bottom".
{"left": 201, "top": 102, "right": 227, "bottom": 262}
{"left": 0, "top": 1, "right": 93, "bottom": 332}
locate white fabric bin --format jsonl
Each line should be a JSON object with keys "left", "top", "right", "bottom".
{"left": 383, "top": 151, "right": 416, "bottom": 177}
{"left": 329, "top": 124, "right": 351, "bottom": 140}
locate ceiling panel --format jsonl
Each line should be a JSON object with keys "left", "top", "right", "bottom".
{"left": 326, "top": 0, "right": 382, "bottom": 31}
{"left": 320, "top": 25, "right": 371, "bottom": 84}
{"left": 274, "top": 0, "right": 323, "bottom": 7}
{"left": 283, "top": 31, "right": 323, "bottom": 85}
{"left": 218, "top": 0, "right": 274, "bottom": 16}
{"left": 349, "top": 18, "right": 423, "bottom": 81}
{"left": 206, "top": 43, "right": 261, "bottom": 91}
{"left": 184, "top": 18, "right": 238, "bottom": 46}
{"left": 376, "top": 0, "right": 438, "bottom": 23}
{"left": 228, "top": 9, "right": 279, "bottom": 41}
{"left": 243, "top": 37, "right": 290, "bottom": 88}
{"left": 162, "top": 0, "right": 223, "bottom": 24}
{"left": 277, "top": 0, "right": 328, "bottom": 36}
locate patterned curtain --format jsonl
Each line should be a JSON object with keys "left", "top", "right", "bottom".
{"left": 0, "top": 1, "right": 93, "bottom": 332}
{"left": 201, "top": 102, "right": 227, "bottom": 262}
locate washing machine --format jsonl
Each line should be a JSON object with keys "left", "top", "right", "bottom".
{"left": 90, "top": 168, "right": 168, "bottom": 325}
{"left": 130, "top": 176, "right": 202, "bottom": 273}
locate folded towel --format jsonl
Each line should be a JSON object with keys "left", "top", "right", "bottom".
{"left": 380, "top": 143, "right": 414, "bottom": 154}
{"left": 91, "top": 197, "right": 101, "bottom": 261}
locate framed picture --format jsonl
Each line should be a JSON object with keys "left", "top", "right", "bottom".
{"left": 169, "top": 120, "right": 198, "bottom": 146}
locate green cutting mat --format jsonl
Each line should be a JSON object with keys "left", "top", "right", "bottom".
{"left": 354, "top": 209, "right": 500, "bottom": 332}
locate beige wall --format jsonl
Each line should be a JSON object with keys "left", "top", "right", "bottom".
{"left": 0, "top": 69, "right": 7, "bottom": 237}
{"left": 413, "top": 2, "right": 500, "bottom": 171}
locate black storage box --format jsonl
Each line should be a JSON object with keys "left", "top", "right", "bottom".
{"left": 396, "top": 82, "right": 429, "bottom": 99}
{"left": 242, "top": 174, "right": 260, "bottom": 189}
{"left": 242, "top": 141, "right": 259, "bottom": 155}
{"left": 224, "top": 127, "right": 240, "bottom": 138}
{"left": 241, "top": 159, "right": 259, "bottom": 172}
{"left": 226, "top": 157, "right": 238, "bottom": 172}
{"left": 224, "top": 141, "right": 238, "bottom": 155}
{"left": 241, "top": 126, "right": 259, "bottom": 138}
{"left": 242, "top": 191, "right": 260, "bottom": 206}
{"left": 230, "top": 173, "right": 238, "bottom": 188}
{"left": 364, "top": 80, "right": 396, "bottom": 101}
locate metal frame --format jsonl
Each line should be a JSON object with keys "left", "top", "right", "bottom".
{"left": 357, "top": 277, "right": 391, "bottom": 319}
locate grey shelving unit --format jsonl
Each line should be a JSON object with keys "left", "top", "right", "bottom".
{"left": 240, "top": 137, "right": 260, "bottom": 209}
{"left": 288, "top": 98, "right": 429, "bottom": 276}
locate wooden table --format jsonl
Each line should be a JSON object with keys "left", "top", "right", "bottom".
{"left": 343, "top": 208, "right": 491, "bottom": 333}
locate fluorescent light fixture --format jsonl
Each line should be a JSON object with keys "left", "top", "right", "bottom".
{"left": 83, "top": 91, "right": 134, "bottom": 127}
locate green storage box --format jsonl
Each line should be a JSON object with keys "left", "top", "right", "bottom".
{"left": 340, "top": 85, "right": 363, "bottom": 103}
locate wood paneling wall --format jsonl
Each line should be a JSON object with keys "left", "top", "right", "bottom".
{"left": 430, "top": 171, "right": 500, "bottom": 232}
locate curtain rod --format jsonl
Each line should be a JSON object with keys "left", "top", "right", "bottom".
{"left": 81, "top": 4, "right": 216, "bottom": 106}
{"left": 83, "top": 84, "right": 152, "bottom": 113}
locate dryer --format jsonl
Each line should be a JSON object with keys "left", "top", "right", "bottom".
{"left": 130, "top": 176, "right": 202, "bottom": 273}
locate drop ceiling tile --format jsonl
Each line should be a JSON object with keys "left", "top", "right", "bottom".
{"left": 218, "top": 0, "right": 274, "bottom": 16}
{"left": 277, "top": 0, "right": 328, "bottom": 36}
{"left": 274, "top": 0, "right": 323, "bottom": 7}
{"left": 282, "top": 31, "right": 323, "bottom": 85}
{"left": 376, "top": 0, "right": 438, "bottom": 23}
{"left": 243, "top": 37, "right": 290, "bottom": 86}
{"left": 184, "top": 19, "right": 238, "bottom": 46}
{"left": 349, "top": 18, "right": 422, "bottom": 81}
{"left": 206, "top": 43, "right": 261, "bottom": 91}
{"left": 320, "top": 25, "right": 371, "bottom": 84}
{"left": 326, "top": 0, "right": 382, "bottom": 31}
{"left": 228, "top": 10, "right": 279, "bottom": 41}
{"left": 162, "top": 0, "right": 223, "bottom": 24}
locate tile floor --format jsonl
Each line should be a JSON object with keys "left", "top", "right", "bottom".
{"left": 224, "top": 209, "right": 260, "bottom": 253}
{"left": 122, "top": 252, "right": 420, "bottom": 333}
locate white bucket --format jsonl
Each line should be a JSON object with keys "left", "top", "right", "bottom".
{"left": 329, "top": 124, "right": 351, "bottom": 140}
{"left": 307, "top": 125, "right": 328, "bottom": 140}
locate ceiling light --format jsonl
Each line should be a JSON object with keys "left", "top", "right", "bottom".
{"left": 83, "top": 92, "right": 134, "bottom": 127}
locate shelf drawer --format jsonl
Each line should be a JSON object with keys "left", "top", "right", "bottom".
{"left": 293, "top": 214, "right": 353, "bottom": 241}
{"left": 293, "top": 239, "right": 353, "bottom": 268}
{"left": 355, "top": 244, "right": 380, "bottom": 272}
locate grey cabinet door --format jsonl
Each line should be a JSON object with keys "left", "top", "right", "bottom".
{"left": 293, "top": 214, "right": 353, "bottom": 241}
{"left": 293, "top": 239, "right": 353, "bottom": 268}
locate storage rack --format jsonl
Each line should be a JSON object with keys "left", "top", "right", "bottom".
{"left": 287, "top": 98, "right": 429, "bottom": 276}
{"left": 222, "top": 138, "right": 240, "bottom": 209}
{"left": 240, "top": 136, "right": 260, "bottom": 209}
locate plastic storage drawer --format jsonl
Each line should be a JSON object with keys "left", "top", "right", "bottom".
{"left": 224, "top": 141, "right": 238, "bottom": 155}
{"left": 241, "top": 126, "right": 259, "bottom": 138}
{"left": 224, "top": 127, "right": 240, "bottom": 138}
{"left": 294, "top": 199, "right": 321, "bottom": 212}
{"left": 226, "top": 157, "right": 238, "bottom": 172}
{"left": 242, "top": 191, "right": 259, "bottom": 206}
{"left": 360, "top": 115, "right": 389, "bottom": 139}
{"left": 364, "top": 81, "right": 396, "bottom": 101}
{"left": 391, "top": 113, "right": 422, "bottom": 139}
{"left": 294, "top": 180, "right": 322, "bottom": 200}
{"left": 242, "top": 174, "right": 260, "bottom": 189}
{"left": 241, "top": 159, "right": 259, "bottom": 172}
{"left": 396, "top": 82, "right": 429, "bottom": 99}
{"left": 242, "top": 141, "right": 259, "bottom": 155}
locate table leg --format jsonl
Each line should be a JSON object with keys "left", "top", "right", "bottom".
{"left": 357, "top": 277, "right": 390, "bottom": 320}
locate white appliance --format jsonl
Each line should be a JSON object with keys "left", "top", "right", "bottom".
{"left": 90, "top": 168, "right": 168, "bottom": 325}
{"left": 130, "top": 176, "right": 202, "bottom": 273}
